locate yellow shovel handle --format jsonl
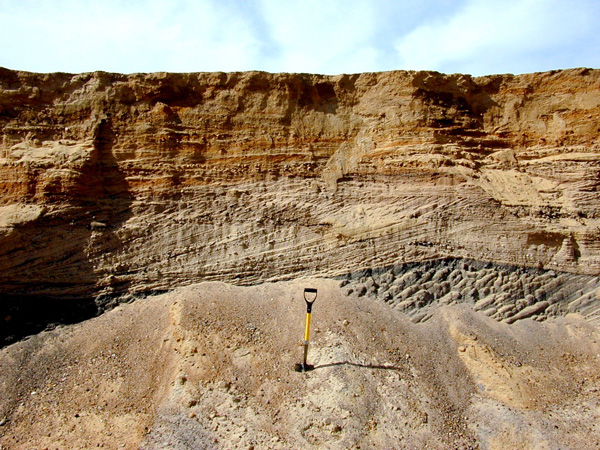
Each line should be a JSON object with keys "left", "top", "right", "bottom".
{"left": 304, "top": 312, "right": 312, "bottom": 342}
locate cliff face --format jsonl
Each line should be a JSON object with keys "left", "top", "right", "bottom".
{"left": 1, "top": 67, "right": 599, "bottom": 302}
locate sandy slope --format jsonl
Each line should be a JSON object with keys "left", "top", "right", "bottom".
{"left": 1, "top": 279, "right": 600, "bottom": 449}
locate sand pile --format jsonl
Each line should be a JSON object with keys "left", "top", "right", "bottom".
{"left": 1, "top": 279, "right": 599, "bottom": 449}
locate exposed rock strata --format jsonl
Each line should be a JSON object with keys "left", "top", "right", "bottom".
{"left": 1, "top": 67, "right": 599, "bottom": 306}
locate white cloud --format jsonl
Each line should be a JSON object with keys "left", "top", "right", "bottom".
{"left": 0, "top": 0, "right": 263, "bottom": 73}
{"left": 395, "top": 0, "right": 600, "bottom": 75}
{"left": 256, "top": 0, "right": 384, "bottom": 74}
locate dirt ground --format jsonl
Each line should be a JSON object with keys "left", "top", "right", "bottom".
{"left": 1, "top": 279, "right": 600, "bottom": 449}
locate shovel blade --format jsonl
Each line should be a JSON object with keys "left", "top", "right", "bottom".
{"left": 294, "top": 363, "right": 315, "bottom": 372}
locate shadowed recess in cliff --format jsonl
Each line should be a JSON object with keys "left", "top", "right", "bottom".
{"left": 0, "top": 116, "right": 134, "bottom": 343}
{"left": 411, "top": 72, "right": 501, "bottom": 133}
{"left": 73, "top": 116, "right": 135, "bottom": 302}
{"left": 280, "top": 77, "right": 340, "bottom": 126}
{"left": 0, "top": 295, "right": 98, "bottom": 347}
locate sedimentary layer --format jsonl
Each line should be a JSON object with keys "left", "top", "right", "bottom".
{"left": 1, "top": 67, "right": 599, "bottom": 302}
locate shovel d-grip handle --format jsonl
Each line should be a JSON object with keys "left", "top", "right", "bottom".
{"left": 304, "top": 288, "right": 317, "bottom": 313}
{"left": 303, "top": 288, "right": 317, "bottom": 340}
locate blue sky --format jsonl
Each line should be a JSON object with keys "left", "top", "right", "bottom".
{"left": 1, "top": 0, "right": 599, "bottom": 76}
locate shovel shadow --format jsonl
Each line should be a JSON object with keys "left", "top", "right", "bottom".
{"left": 313, "top": 361, "right": 404, "bottom": 371}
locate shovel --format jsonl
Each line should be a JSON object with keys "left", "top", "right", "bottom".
{"left": 294, "top": 288, "right": 318, "bottom": 372}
